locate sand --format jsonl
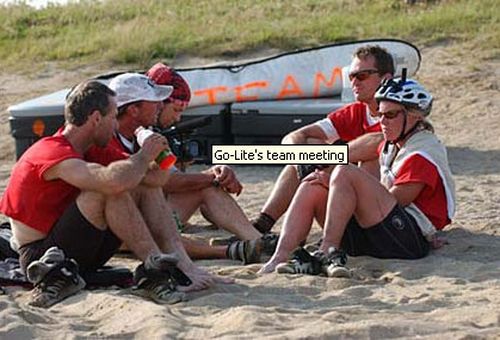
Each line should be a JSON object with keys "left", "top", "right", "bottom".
{"left": 0, "top": 41, "right": 499, "bottom": 339}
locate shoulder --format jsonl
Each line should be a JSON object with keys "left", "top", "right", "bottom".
{"left": 328, "top": 102, "right": 366, "bottom": 118}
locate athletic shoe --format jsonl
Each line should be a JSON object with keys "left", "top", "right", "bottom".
{"left": 132, "top": 263, "right": 186, "bottom": 305}
{"left": 260, "top": 232, "right": 279, "bottom": 256}
{"left": 303, "top": 237, "right": 323, "bottom": 253}
{"left": 28, "top": 258, "right": 86, "bottom": 308}
{"left": 324, "top": 247, "right": 351, "bottom": 278}
{"left": 276, "top": 247, "right": 324, "bottom": 275}
{"left": 226, "top": 239, "right": 261, "bottom": 264}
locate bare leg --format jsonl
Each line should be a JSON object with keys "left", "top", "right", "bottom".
{"left": 259, "top": 182, "right": 328, "bottom": 274}
{"left": 320, "top": 165, "right": 396, "bottom": 253}
{"left": 169, "top": 187, "right": 261, "bottom": 240}
{"left": 77, "top": 191, "right": 162, "bottom": 262}
{"left": 358, "top": 159, "right": 380, "bottom": 180}
{"left": 260, "top": 165, "right": 300, "bottom": 220}
{"left": 132, "top": 185, "right": 233, "bottom": 291}
{"left": 181, "top": 236, "right": 227, "bottom": 260}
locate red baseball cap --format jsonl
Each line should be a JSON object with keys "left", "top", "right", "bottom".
{"left": 146, "top": 63, "right": 191, "bottom": 104}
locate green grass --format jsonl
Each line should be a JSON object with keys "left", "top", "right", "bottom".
{"left": 0, "top": 0, "right": 498, "bottom": 70}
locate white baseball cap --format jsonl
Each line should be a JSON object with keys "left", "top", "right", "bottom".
{"left": 109, "top": 73, "right": 173, "bottom": 108}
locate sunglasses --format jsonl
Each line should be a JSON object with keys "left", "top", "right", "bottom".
{"left": 379, "top": 109, "right": 406, "bottom": 119}
{"left": 348, "top": 69, "right": 379, "bottom": 82}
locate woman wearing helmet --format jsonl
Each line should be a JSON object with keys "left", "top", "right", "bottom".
{"left": 273, "top": 78, "right": 455, "bottom": 278}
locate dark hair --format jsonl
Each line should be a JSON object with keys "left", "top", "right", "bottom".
{"left": 354, "top": 45, "right": 395, "bottom": 76}
{"left": 64, "top": 80, "right": 116, "bottom": 126}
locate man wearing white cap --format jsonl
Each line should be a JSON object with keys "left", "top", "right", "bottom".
{"left": 106, "top": 72, "right": 274, "bottom": 264}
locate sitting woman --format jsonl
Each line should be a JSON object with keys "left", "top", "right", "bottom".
{"left": 259, "top": 77, "right": 455, "bottom": 276}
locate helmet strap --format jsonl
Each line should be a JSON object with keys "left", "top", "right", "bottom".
{"left": 390, "top": 113, "right": 421, "bottom": 145}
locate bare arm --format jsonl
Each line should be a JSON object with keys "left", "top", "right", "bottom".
{"left": 44, "top": 152, "right": 151, "bottom": 195}
{"left": 389, "top": 182, "right": 426, "bottom": 207}
{"left": 163, "top": 165, "right": 242, "bottom": 195}
{"left": 282, "top": 124, "right": 330, "bottom": 145}
{"left": 347, "top": 132, "right": 384, "bottom": 163}
{"left": 163, "top": 171, "right": 215, "bottom": 193}
{"left": 44, "top": 132, "right": 167, "bottom": 194}
{"left": 141, "top": 164, "right": 172, "bottom": 188}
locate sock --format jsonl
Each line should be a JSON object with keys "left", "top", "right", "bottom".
{"left": 252, "top": 212, "right": 276, "bottom": 234}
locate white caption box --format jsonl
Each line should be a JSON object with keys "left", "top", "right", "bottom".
{"left": 212, "top": 144, "right": 349, "bottom": 165}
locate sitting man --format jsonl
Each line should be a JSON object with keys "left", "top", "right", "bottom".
{"left": 252, "top": 45, "right": 395, "bottom": 234}
{"left": 265, "top": 77, "right": 456, "bottom": 276}
{"left": 0, "top": 80, "right": 229, "bottom": 308}
{"left": 108, "top": 70, "right": 276, "bottom": 263}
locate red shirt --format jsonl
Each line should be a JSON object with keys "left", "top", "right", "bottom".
{"left": 327, "top": 102, "right": 381, "bottom": 141}
{"left": 394, "top": 154, "right": 450, "bottom": 229}
{"left": 0, "top": 132, "right": 82, "bottom": 233}
{"left": 0, "top": 131, "right": 128, "bottom": 234}
{"left": 85, "top": 135, "right": 129, "bottom": 166}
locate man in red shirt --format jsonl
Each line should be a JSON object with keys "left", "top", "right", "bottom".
{"left": 0, "top": 78, "right": 229, "bottom": 307}
{"left": 268, "top": 77, "right": 455, "bottom": 277}
{"left": 253, "top": 45, "right": 395, "bottom": 234}
{"left": 145, "top": 63, "right": 275, "bottom": 263}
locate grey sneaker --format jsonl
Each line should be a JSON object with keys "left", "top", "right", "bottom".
{"left": 28, "top": 258, "right": 86, "bottom": 308}
{"left": 226, "top": 239, "right": 261, "bottom": 264}
{"left": 276, "top": 247, "right": 324, "bottom": 275}
{"left": 324, "top": 247, "right": 351, "bottom": 278}
{"left": 132, "top": 264, "right": 186, "bottom": 305}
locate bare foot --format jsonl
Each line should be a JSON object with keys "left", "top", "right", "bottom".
{"left": 257, "top": 256, "right": 286, "bottom": 274}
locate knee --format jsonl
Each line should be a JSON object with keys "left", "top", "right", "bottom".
{"left": 77, "top": 191, "right": 106, "bottom": 210}
{"left": 131, "top": 184, "right": 163, "bottom": 201}
{"left": 330, "top": 165, "right": 356, "bottom": 185}
{"left": 201, "top": 185, "right": 224, "bottom": 199}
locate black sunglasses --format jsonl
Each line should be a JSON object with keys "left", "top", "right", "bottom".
{"left": 348, "top": 69, "right": 379, "bottom": 82}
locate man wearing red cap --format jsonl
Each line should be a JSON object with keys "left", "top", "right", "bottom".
{"left": 146, "top": 63, "right": 265, "bottom": 244}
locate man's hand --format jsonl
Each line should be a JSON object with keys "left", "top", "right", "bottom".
{"left": 139, "top": 132, "right": 170, "bottom": 163}
{"left": 302, "top": 169, "right": 330, "bottom": 190}
{"left": 211, "top": 165, "right": 243, "bottom": 196}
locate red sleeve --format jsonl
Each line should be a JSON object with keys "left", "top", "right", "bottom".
{"left": 394, "top": 154, "right": 439, "bottom": 190}
{"left": 326, "top": 103, "right": 365, "bottom": 141}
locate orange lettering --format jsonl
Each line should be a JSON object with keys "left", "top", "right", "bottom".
{"left": 194, "top": 86, "right": 228, "bottom": 105}
{"left": 277, "top": 75, "right": 303, "bottom": 99}
{"left": 313, "top": 67, "right": 342, "bottom": 97}
{"left": 234, "top": 81, "right": 269, "bottom": 102}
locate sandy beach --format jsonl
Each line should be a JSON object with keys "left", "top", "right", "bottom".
{"left": 0, "top": 41, "right": 499, "bottom": 339}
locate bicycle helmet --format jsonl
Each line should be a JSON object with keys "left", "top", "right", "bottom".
{"left": 375, "top": 77, "right": 433, "bottom": 116}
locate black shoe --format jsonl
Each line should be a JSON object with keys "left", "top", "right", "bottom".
{"left": 276, "top": 247, "right": 325, "bottom": 275}
{"left": 260, "top": 233, "right": 279, "bottom": 256}
{"left": 324, "top": 247, "right": 351, "bottom": 278}
{"left": 132, "top": 264, "right": 186, "bottom": 305}
{"left": 29, "top": 259, "right": 86, "bottom": 308}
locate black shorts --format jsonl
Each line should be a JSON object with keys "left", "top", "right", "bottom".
{"left": 18, "top": 202, "right": 121, "bottom": 274}
{"left": 341, "top": 205, "right": 430, "bottom": 259}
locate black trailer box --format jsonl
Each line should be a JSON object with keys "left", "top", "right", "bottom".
{"left": 230, "top": 98, "right": 346, "bottom": 145}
